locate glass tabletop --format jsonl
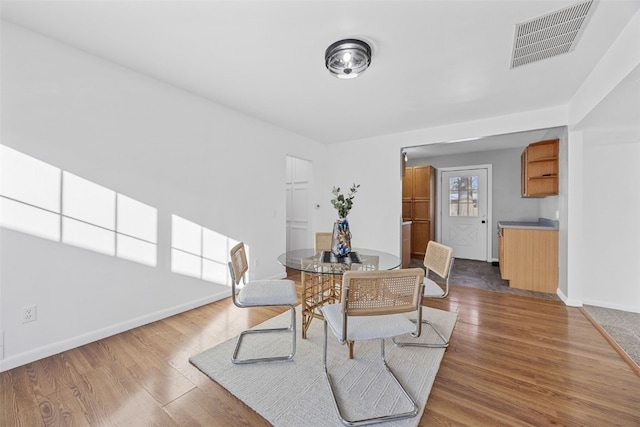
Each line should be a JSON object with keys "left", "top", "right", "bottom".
{"left": 278, "top": 248, "right": 401, "bottom": 275}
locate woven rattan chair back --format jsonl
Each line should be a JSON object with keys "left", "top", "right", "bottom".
{"left": 229, "top": 242, "right": 249, "bottom": 285}
{"left": 314, "top": 232, "right": 333, "bottom": 252}
{"left": 341, "top": 268, "right": 424, "bottom": 317}
{"left": 423, "top": 240, "right": 453, "bottom": 280}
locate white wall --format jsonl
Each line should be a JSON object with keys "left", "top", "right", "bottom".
{"left": 321, "top": 140, "right": 403, "bottom": 252}
{"left": 567, "top": 76, "right": 640, "bottom": 311}
{"left": 581, "top": 131, "right": 640, "bottom": 310}
{"left": 564, "top": 10, "right": 640, "bottom": 311}
{"left": 0, "top": 22, "right": 327, "bottom": 371}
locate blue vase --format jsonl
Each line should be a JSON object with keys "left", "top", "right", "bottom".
{"left": 331, "top": 218, "right": 352, "bottom": 257}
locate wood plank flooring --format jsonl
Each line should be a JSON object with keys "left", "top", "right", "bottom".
{"left": 2, "top": 270, "right": 639, "bottom": 426}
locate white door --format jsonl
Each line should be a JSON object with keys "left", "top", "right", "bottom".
{"left": 286, "top": 156, "right": 312, "bottom": 251}
{"left": 440, "top": 167, "right": 489, "bottom": 261}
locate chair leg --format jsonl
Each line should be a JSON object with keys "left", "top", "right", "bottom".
{"left": 392, "top": 318, "right": 449, "bottom": 348}
{"left": 232, "top": 305, "right": 296, "bottom": 364}
{"left": 323, "top": 321, "right": 419, "bottom": 426}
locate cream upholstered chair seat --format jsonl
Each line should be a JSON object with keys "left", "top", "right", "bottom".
{"left": 322, "top": 305, "right": 416, "bottom": 341}
{"left": 424, "top": 278, "right": 447, "bottom": 297}
{"left": 237, "top": 279, "right": 297, "bottom": 306}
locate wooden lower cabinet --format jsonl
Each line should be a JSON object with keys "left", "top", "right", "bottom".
{"left": 499, "top": 228, "right": 558, "bottom": 293}
{"left": 411, "top": 220, "right": 431, "bottom": 257}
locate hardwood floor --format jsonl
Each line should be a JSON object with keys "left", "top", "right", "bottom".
{"left": 2, "top": 271, "right": 639, "bottom": 426}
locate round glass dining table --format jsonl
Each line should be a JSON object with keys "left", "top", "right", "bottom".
{"left": 278, "top": 247, "right": 401, "bottom": 274}
{"left": 278, "top": 248, "right": 401, "bottom": 357}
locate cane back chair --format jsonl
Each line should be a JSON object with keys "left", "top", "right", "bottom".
{"left": 228, "top": 242, "right": 298, "bottom": 364}
{"left": 321, "top": 268, "right": 425, "bottom": 426}
{"left": 393, "top": 240, "right": 454, "bottom": 348}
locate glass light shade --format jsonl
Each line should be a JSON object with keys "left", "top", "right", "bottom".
{"left": 325, "top": 39, "right": 372, "bottom": 79}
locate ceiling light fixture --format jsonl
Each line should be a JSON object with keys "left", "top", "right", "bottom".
{"left": 325, "top": 39, "right": 372, "bottom": 79}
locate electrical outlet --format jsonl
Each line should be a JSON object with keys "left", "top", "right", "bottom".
{"left": 23, "top": 305, "right": 37, "bottom": 323}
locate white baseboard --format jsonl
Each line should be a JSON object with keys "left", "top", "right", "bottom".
{"left": 556, "top": 289, "right": 640, "bottom": 313}
{"left": 557, "top": 288, "right": 582, "bottom": 307}
{"left": 0, "top": 289, "right": 231, "bottom": 372}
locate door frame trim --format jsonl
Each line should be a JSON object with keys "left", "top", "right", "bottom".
{"left": 436, "top": 164, "right": 493, "bottom": 262}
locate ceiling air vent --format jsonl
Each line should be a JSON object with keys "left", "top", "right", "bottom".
{"left": 510, "top": 0, "right": 595, "bottom": 68}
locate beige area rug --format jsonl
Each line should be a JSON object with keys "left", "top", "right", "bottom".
{"left": 190, "top": 307, "right": 457, "bottom": 427}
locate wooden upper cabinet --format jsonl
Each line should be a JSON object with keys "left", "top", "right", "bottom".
{"left": 521, "top": 139, "right": 559, "bottom": 197}
{"left": 412, "top": 165, "right": 431, "bottom": 198}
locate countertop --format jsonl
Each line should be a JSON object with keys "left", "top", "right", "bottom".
{"left": 497, "top": 218, "right": 559, "bottom": 230}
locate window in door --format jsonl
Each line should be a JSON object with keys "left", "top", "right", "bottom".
{"left": 448, "top": 175, "right": 478, "bottom": 217}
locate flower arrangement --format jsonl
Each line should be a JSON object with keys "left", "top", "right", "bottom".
{"left": 330, "top": 183, "right": 360, "bottom": 218}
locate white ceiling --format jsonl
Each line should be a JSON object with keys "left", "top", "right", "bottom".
{"left": 2, "top": 0, "right": 638, "bottom": 151}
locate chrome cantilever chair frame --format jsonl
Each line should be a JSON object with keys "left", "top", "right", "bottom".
{"left": 322, "top": 268, "right": 425, "bottom": 426}
{"left": 393, "top": 240, "right": 455, "bottom": 348}
{"left": 228, "top": 242, "right": 297, "bottom": 364}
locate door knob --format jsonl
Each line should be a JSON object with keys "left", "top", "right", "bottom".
{"left": 481, "top": 220, "right": 486, "bottom": 224}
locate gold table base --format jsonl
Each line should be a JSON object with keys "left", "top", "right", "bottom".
{"left": 293, "top": 252, "right": 380, "bottom": 359}
{"left": 301, "top": 268, "right": 357, "bottom": 358}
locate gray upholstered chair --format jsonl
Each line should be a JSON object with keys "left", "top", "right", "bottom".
{"left": 321, "top": 268, "right": 425, "bottom": 426}
{"left": 394, "top": 240, "right": 455, "bottom": 348}
{"left": 228, "top": 242, "right": 298, "bottom": 364}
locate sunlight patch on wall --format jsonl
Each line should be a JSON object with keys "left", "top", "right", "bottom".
{"left": 171, "top": 214, "right": 238, "bottom": 286}
{"left": 0, "top": 144, "right": 158, "bottom": 267}
{"left": 0, "top": 144, "right": 61, "bottom": 240}
{"left": 116, "top": 194, "right": 158, "bottom": 265}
